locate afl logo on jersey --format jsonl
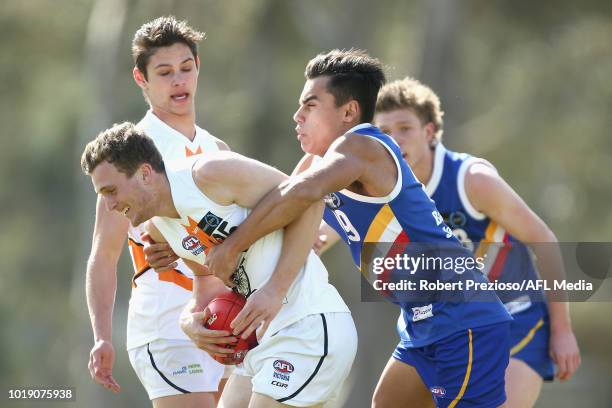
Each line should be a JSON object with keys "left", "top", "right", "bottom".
{"left": 273, "top": 360, "right": 294, "bottom": 373}
{"left": 182, "top": 235, "right": 200, "bottom": 251}
{"left": 324, "top": 193, "right": 343, "bottom": 210}
{"left": 182, "top": 235, "right": 204, "bottom": 255}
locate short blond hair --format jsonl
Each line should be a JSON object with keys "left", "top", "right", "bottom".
{"left": 376, "top": 77, "right": 444, "bottom": 140}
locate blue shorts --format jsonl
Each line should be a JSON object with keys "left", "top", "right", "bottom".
{"left": 393, "top": 322, "right": 510, "bottom": 408}
{"left": 508, "top": 303, "right": 554, "bottom": 381}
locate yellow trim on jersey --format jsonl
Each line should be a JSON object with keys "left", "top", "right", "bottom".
{"left": 448, "top": 329, "right": 473, "bottom": 408}
{"left": 510, "top": 318, "right": 544, "bottom": 356}
{"left": 364, "top": 204, "right": 395, "bottom": 242}
{"left": 474, "top": 221, "right": 498, "bottom": 258}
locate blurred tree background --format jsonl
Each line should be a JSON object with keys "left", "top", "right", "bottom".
{"left": 1, "top": 0, "right": 611, "bottom": 406}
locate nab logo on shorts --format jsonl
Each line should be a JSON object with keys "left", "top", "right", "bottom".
{"left": 182, "top": 235, "right": 203, "bottom": 255}
{"left": 273, "top": 360, "right": 294, "bottom": 374}
{"left": 430, "top": 386, "right": 446, "bottom": 396}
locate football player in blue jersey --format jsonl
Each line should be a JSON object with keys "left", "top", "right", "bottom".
{"left": 204, "top": 49, "right": 515, "bottom": 408}
{"left": 370, "top": 77, "right": 581, "bottom": 407}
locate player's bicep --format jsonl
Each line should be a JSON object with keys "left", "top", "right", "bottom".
{"left": 233, "top": 158, "right": 289, "bottom": 208}
{"left": 91, "top": 196, "right": 129, "bottom": 261}
{"left": 465, "top": 165, "right": 550, "bottom": 241}
{"left": 297, "top": 140, "right": 366, "bottom": 197}
{"left": 196, "top": 152, "right": 289, "bottom": 208}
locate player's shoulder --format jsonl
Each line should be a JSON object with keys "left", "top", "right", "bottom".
{"left": 463, "top": 159, "right": 503, "bottom": 201}
{"left": 465, "top": 159, "right": 498, "bottom": 180}
{"left": 329, "top": 130, "right": 383, "bottom": 158}
{"left": 193, "top": 150, "right": 237, "bottom": 175}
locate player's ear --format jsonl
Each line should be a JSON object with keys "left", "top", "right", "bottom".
{"left": 133, "top": 67, "right": 147, "bottom": 89}
{"left": 139, "top": 163, "right": 153, "bottom": 183}
{"left": 343, "top": 100, "right": 361, "bottom": 124}
{"left": 195, "top": 55, "right": 201, "bottom": 71}
{"left": 424, "top": 122, "right": 436, "bottom": 145}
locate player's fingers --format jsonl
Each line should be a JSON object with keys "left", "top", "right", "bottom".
{"left": 198, "top": 343, "right": 236, "bottom": 355}
{"left": 140, "top": 233, "right": 155, "bottom": 244}
{"left": 88, "top": 355, "right": 96, "bottom": 378}
{"left": 152, "top": 262, "right": 178, "bottom": 273}
{"left": 192, "top": 310, "right": 210, "bottom": 322}
{"left": 107, "top": 376, "right": 121, "bottom": 393}
{"left": 230, "top": 305, "right": 255, "bottom": 332}
{"left": 556, "top": 354, "right": 569, "bottom": 381}
{"left": 197, "top": 333, "right": 237, "bottom": 344}
{"left": 241, "top": 317, "right": 263, "bottom": 340}
{"left": 568, "top": 352, "right": 580, "bottom": 379}
{"left": 259, "top": 320, "right": 271, "bottom": 340}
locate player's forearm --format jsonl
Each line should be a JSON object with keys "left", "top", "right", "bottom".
{"left": 547, "top": 300, "right": 572, "bottom": 331}
{"left": 224, "top": 179, "right": 321, "bottom": 258}
{"left": 531, "top": 239, "right": 572, "bottom": 330}
{"left": 193, "top": 275, "right": 227, "bottom": 308}
{"left": 86, "top": 258, "right": 117, "bottom": 342}
{"left": 268, "top": 200, "right": 325, "bottom": 295}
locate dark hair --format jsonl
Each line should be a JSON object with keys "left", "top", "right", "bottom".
{"left": 132, "top": 16, "right": 204, "bottom": 79}
{"left": 305, "top": 49, "right": 386, "bottom": 123}
{"left": 81, "top": 122, "right": 164, "bottom": 177}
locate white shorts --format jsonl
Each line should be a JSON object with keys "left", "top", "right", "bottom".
{"left": 236, "top": 312, "right": 357, "bottom": 407}
{"left": 128, "top": 339, "right": 225, "bottom": 400}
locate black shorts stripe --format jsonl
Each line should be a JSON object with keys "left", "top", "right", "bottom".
{"left": 146, "top": 343, "right": 190, "bottom": 394}
{"left": 277, "top": 314, "right": 328, "bottom": 403}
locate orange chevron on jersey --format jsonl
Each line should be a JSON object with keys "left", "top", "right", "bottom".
{"left": 159, "top": 269, "right": 193, "bottom": 291}
{"left": 362, "top": 204, "right": 410, "bottom": 289}
{"left": 182, "top": 216, "right": 222, "bottom": 254}
{"left": 185, "top": 145, "right": 203, "bottom": 157}
{"left": 128, "top": 238, "right": 150, "bottom": 287}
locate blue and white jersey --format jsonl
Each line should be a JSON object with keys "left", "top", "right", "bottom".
{"left": 322, "top": 124, "right": 511, "bottom": 348}
{"left": 424, "top": 144, "right": 547, "bottom": 314}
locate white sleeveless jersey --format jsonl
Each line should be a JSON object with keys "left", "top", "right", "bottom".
{"left": 126, "top": 110, "right": 220, "bottom": 350}
{"left": 152, "top": 160, "right": 350, "bottom": 342}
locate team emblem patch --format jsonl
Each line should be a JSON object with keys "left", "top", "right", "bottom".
{"left": 198, "top": 211, "right": 223, "bottom": 234}
{"left": 447, "top": 211, "right": 467, "bottom": 228}
{"left": 324, "top": 193, "right": 343, "bottom": 210}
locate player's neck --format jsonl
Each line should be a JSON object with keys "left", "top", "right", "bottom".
{"left": 156, "top": 173, "right": 180, "bottom": 219}
{"left": 152, "top": 107, "right": 197, "bottom": 142}
{"left": 413, "top": 151, "right": 435, "bottom": 186}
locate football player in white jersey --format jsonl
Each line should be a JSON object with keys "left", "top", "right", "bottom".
{"left": 85, "top": 17, "right": 230, "bottom": 408}
{"left": 81, "top": 122, "right": 357, "bottom": 408}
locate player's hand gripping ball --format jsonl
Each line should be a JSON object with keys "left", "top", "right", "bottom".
{"left": 204, "top": 291, "right": 258, "bottom": 365}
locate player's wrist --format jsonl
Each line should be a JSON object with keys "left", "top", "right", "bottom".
{"left": 262, "top": 278, "right": 290, "bottom": 299}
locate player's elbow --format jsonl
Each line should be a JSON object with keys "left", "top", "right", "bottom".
{"left": 280, "top": 178, "right": 324, "bottom": 208}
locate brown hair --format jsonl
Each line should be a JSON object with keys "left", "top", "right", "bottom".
{"left": 305, "top": 49, "right": 386, "bottom": 123}
{"left": 81, "top": 122, "right": 164, "bottom": 177}
{"left": 376, "top": 77, "right": 444, "bottom": 140}
{"left": 132, "top": 16, "right": 204, "bottom": 79}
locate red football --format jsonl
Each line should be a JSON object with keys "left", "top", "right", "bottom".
{"left": 204, "top": 291, "right": 258, "bottom": 365}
